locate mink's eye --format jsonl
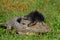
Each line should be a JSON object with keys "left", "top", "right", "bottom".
{"left": 22, "top": 23, "right": 26, "bottom": 25}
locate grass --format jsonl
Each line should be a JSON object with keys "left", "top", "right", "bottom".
{"left": 0, "top": 0, "right": 60, "bottom": 40}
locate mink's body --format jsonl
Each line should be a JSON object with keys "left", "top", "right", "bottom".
{"left": 24, "top": 10, "right": 45, "bottom": 27}
{"left": 24, "top": 10, "right": 45, "bottom": 23}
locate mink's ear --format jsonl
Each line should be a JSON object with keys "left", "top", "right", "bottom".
{"left": 17, "top": 18, "right": 22, "bottom": 23}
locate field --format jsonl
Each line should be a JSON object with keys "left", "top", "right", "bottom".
{"left": 0, "top": 0, "right": 60, "bottom": 40}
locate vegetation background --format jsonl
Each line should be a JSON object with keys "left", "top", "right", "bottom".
{"left": 0, "top": 0, "right": 60, "bottom": 40}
